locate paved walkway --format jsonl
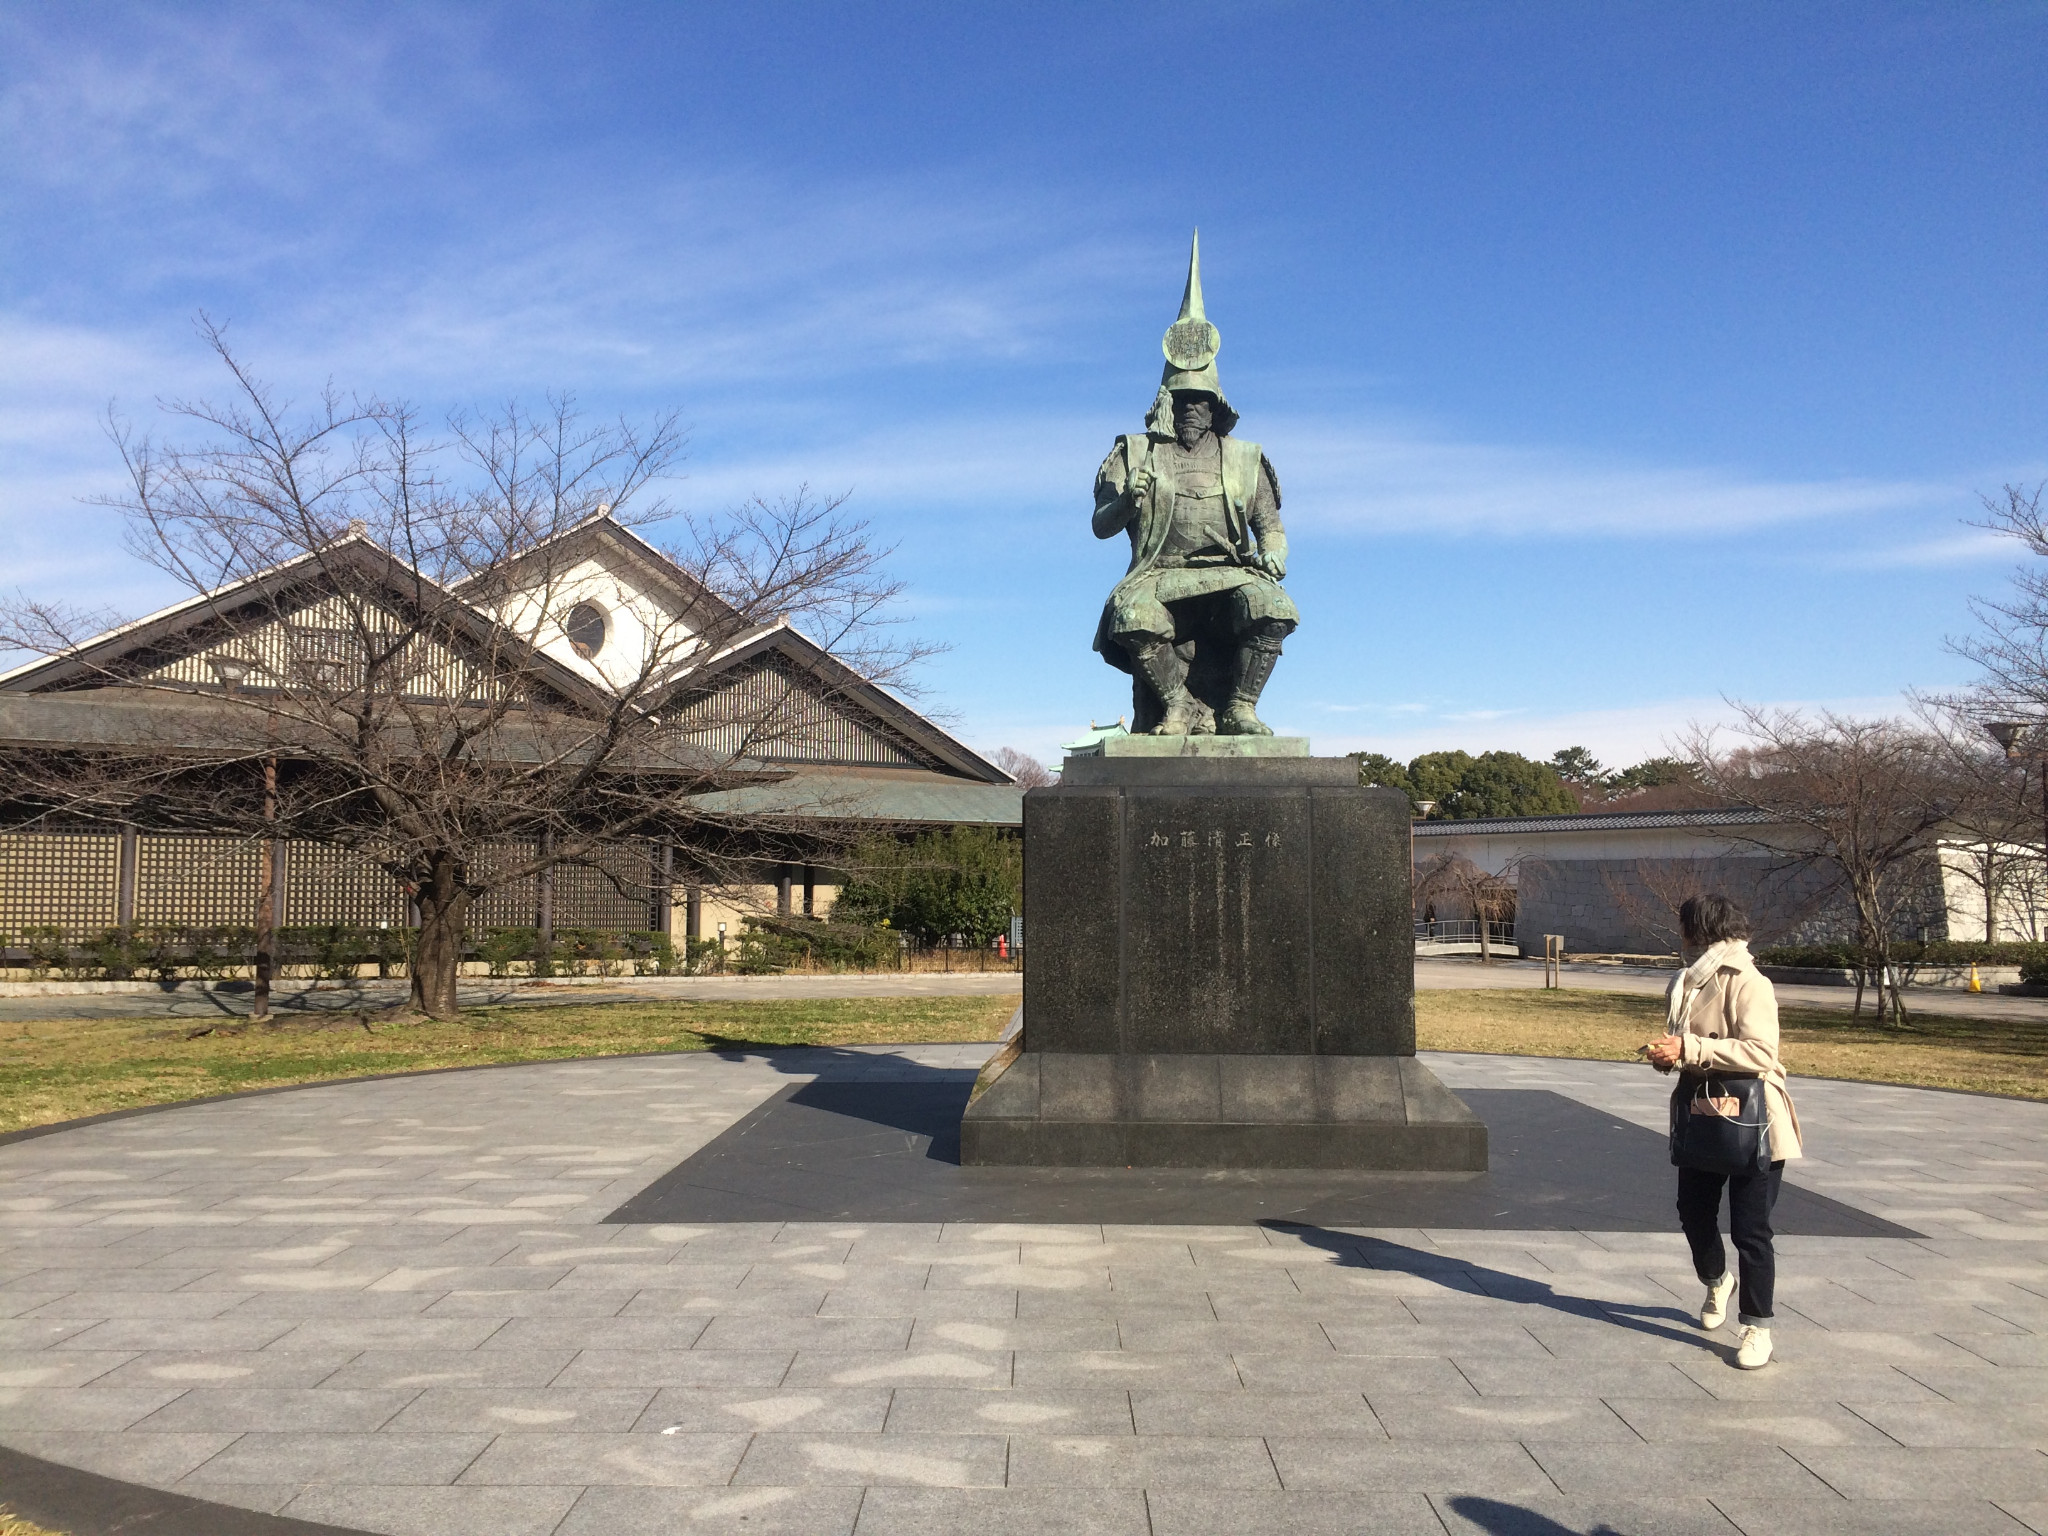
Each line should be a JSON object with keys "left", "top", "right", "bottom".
{"left": 3, "top": 1046, "right": 2046, "bottom": 1534}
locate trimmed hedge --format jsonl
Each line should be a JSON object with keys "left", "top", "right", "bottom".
{"left": 1, "top": 924, "right": 679, "bottom": 981}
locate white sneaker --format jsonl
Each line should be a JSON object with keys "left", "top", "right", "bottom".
{"left": 1700, "top": 1273, "right": 1735, "bottom": 1330}
{"left": 1736, "top": 1324, "right": 1773, "bottom": 1369}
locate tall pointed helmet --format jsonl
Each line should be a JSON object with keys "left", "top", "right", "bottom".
{"left": 1156, "top": 229, "right": 1238, "bottom": 435}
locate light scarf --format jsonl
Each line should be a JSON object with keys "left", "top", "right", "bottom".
{"left": 1666, "top": 938, "right": 1753, "bottom": 1034}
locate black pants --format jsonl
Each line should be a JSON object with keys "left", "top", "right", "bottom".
{"left": 1677, "top": 1161, "right": 1785, "bottom": 1324}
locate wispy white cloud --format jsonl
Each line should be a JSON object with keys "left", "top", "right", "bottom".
{"left": 1826, "top": 529, "right": 2019, "bottom": 569}
{"left": 1269, "top": 416, "right": 1959, "bottom": 538}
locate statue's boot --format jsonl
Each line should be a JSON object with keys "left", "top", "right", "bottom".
{"left": 1217, "top": 637, "right": 1282, "bottom": 736}
{"left": 1132, "top": 640, "right": 1200, "bottom": 734}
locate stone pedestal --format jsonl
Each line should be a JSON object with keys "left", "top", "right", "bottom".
{"left": 961, "top": 744, "right": 1486, "bottom": 1170}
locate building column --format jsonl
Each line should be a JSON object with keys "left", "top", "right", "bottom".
{"left": 116, "top": 824, "right": 139, "bottom": 928}
{"left": 777, "top": 865, "right": 793, "bottom": 917}
{"left": 655, "top": 841, "right": 674, "bottom": 935}
{"left": 685, "top": 883, "right": 703, "bottom": 942}
{"left": 802, "top": 863, "right": 815, "bottom": 917}
{"left": 536, "top": 831, "right": 555, "bottom": 948}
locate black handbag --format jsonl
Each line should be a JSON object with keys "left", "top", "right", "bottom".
{"left": 1668, "top": 1072, "right": 1772, "bottom": 1176}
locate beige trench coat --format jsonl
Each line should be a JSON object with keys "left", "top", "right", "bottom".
{"left": 1665, "top": 958, "right": 1804, "bottom": 1162}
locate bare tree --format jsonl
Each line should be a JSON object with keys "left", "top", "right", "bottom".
{"left": 1414, "top": 852, "right": 1519, "bottom": 963}
{"left": 1599, "top": 855, "right": 1826, "bottom": 958}
{"left": 1913, "top": 702, "right": 2044, "bottom": 942}
{"left": 1681, "top": 706, "right": 1956, "bottom": 1025}
{"left": 989, "top": 748, "right": 1057, "bottom": 789}
{"left": 0, "top": 323, "right": 930, "bottom": 1019}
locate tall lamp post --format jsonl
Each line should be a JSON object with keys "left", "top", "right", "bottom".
{"left": 1987, "top": 721, "right": 2048, "bottom": 939}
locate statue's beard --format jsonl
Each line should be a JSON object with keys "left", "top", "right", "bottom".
{"left": 1176, "top": 419, "right": 1209, "bottom": 448}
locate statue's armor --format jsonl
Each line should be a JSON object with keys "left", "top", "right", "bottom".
{"left": 1158, "top": 439, "right": 1235, "bottom": 562}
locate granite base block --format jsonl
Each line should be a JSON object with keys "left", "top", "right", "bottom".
{"left": 959, "top": 1053, "right": 1487, "bottom": 1170}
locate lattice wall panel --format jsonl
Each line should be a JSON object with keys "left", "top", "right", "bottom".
{"left": 467, "top": 842, "right": 541, "bottom": 932}
{"left": 136, "top": 835, "right": 263, "bottom": 927}
{"left": 553, "top": 845, "right": 655, "bottom": 930}
{"left": 0, "top": 832, "right": 119, "bottom": 937}
{"left": 286, "top": 843, "right": 407, "bottom": 928}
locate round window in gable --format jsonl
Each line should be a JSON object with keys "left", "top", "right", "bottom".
{"left": 565, "top": 602, "right": 608, "bottom": 660}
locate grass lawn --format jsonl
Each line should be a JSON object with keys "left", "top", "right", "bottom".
{"left": 0, "top": 988, "right": 2042, "bottom": 1137}
{"left": 0, "top": 995, "right": 1018, "bottom": 1136}
{"left": 0, "top": 1512, "right": 62, "bottom": 1536}
{"left": 1419, "top": 987, "right": 2048, "bottom": 1102}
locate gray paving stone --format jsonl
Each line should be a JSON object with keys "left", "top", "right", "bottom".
{"left": 0, "top": 1385, "right": 186, "bottom": 1430}
{"left": 1007, "top": 1432, "right": 1281, "bottom": 1489}
{"left": 1434, "top": 1494, "right": 1750, "bottom": 1535}
{"left": 1374, "top": 1394, "right": 1639, "bottom": 1443}
{"left": 695, "top": 1314, "right": 911, "bottom": 1351}
{"left": 1231, "top": 1352, "right": 1474, "bottom": 1395}
{"left": 1906, "top": 1366, "right": 2048, "bottom": 1402}
{"left": 54, "top": 1316, "right": 298, "bottom": 1350}
{"left": 1949, "top": 1334, "right": 2048, "bottom": 1368}
{"left": 1711, "top": 1496, "right": 2036, "bottom": 1534}
{"left": 456, "top": 1429, "right": 750, "bottom": 1485}
{"left": 786, "top": 1348, "right": 1012, "bottom": 1389}
{"left": 1145, "top": 1488, "right": 1446, "bottom": 1535}
{"left": 1265, "top": 1438, "right": 1555, "bottom": 1494}
{"left": 887, "top": 1386, "right": 1131, "bottom": 1434}
{"left": 284, "top": 1483, "right": 583, "bottom": 1536}
{"left": 1130, "top": 1388, "right": 1379, "bottom": 1437}
{"left": 1788, "top": 1446, "right": 2048, "bottom": 1501}
{"left": 641, "top": 1385, "right": 892, "bottom": 1434}
{"left": 316, "top": 1347, "right": 579, "bottom": 1390}
{"left": 1674, "top": 1359, "right": 1945, "bottom": 1401}
{"left": 0, "top": 1428, "right": 240, "bottom": 1484}
{"left": 1839, "top": 1398, "right": 2048, "bottom": 1449}
{"left": 170, "top": 1481, "right": 308, "bottom": 1515}
{"left": 264, "top": 1316, "right": 507, "bottom": 1349}
{"left": 384, "top": 1386, "right": 657, "bottom": 1432}
{"left": 186, "top": 1430, "right": 493, "bottom": 1484}
{"left": 905, "top": 1317, "right": 1118, "bottom": 1351}
{"left": 1607, "top": 1395, "right": 1902, "bottom": 1446}
{"left": 550, "top": 1348, "right": 794, "bottom": 1389}
{"left": 553, "top": 1483, "right": 864, "bottom": 1535}
{"left": 219, "top": 1290, "right": 441, "bottom": 1318}
{"left": 621, "top": 1287, "right": 826, "bottom": 1317}
{"left": 136, "top": 1385, "right": 417, "bottom": 1432}
{"left": 423, "top": 1288, "right": 634, "bottom": 1317}
{"left": 0, "top": 1348, "right": 134, "bottom": 1387}
{"left": 732, "top": 1431, "right": 1008, "bottom": 1487}
{"left": 1457, "top": 1358, "right": 1711, "bottom": 1398}
{"left": 1323, "top": 1323, "right": 1556, "bottom": 1358}
{"left": 854, "top": 1487, "right": 1149, "bottom": 1534}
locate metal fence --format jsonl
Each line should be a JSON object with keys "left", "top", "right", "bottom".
{"left": 1414, "top": 919, "right": 1517, "bottom": 947}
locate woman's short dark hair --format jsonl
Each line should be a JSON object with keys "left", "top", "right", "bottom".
{"left": 1679, "top": 893, "right": 1751, "bottom": 946}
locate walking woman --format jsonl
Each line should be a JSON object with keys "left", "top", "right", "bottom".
{"left": 1642, "top": 894, "right": 1803, "bottom": 1369}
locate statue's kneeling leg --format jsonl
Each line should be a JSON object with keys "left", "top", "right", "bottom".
{"left": 1217, "top": 620, "right": 1288, "bottom": 736}
{"left": 1123, "top": 633, "right": 1200, "bottom": 735}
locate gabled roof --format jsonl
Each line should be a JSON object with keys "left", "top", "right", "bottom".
{"left": 450, "top": 510, "right": 744, "bottom": 634}
{"left": 657, "top": 619, "right": 1012, "bottom": 785}
{"left": 0, "top": 525, "right": 1011, "bottom": 787}
{"left": 0, "top": 534, "right": 612, "bottom": 714}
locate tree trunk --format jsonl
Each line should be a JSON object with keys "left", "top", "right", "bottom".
{"left": 410, "top": 850, "right": 472, "bottom": 1020}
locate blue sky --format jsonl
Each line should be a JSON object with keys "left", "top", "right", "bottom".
{"left": 3, "top": 2, "right": 2044, "bottom": 771}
